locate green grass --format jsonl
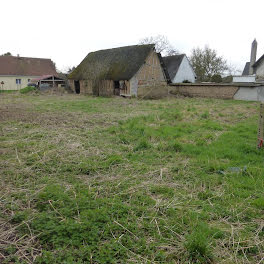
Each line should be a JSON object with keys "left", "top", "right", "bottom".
{"left": 0, "top": 89, "right": 17, "bottom": 93}
{"left": 0, "top": 93, "right": 263, "bottom": 263}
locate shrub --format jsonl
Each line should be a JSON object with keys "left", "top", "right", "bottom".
{"left": 20, "top": 86, "right": 37, "bottom": 94}
{"left": 211, "top": 74, "right": 222, "bottom": 83}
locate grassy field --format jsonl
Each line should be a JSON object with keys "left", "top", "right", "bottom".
{"left": 0, "top": 93, "right": 263, "bottom": 263}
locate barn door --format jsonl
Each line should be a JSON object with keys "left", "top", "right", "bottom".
{"left": 74, "top": 81, "right": 80, "bottom": 94}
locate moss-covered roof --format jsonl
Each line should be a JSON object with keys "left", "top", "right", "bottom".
{"left": 69, "top": 44, "right": 155, "bottom": 81}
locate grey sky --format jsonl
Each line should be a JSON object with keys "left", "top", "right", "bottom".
{"left": 1, "top": 0, "right": 263, "bottom": 72}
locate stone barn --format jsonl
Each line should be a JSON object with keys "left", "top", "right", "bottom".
{"left": 68, "top": 44, "right": 170, "bottom": 98}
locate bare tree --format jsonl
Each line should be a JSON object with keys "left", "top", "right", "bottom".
{"left": 189, "top": 46, "right": 229, "bottom": 82}
{"left": 66, "top": 66, "right": 76, "bottom": 74}
{"left": 139, "top": 35, "right": 179, "bottom": 56}
{"left": 226, "top": 63, "right": 241, "bottom": 76}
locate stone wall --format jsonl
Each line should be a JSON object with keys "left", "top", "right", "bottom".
{"left": 68, "top": 79, "right": 113, "bottom": 96}
{"left": 133, "top": 50, "right": 168, "bottom": 98}
{"left": 137, "top": 85, "right": 168, "bottom": 99}
{"left": 169, "top": 84, "right": 239, "bottom": 99}
{"left": 68, "top": 79, "right": 75, "bottom": 93}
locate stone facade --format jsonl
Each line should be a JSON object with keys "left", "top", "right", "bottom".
{"left": 131, "top": 50, "right": 167, "bottom": 97}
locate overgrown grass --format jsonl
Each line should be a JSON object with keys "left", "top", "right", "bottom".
{"left": 0, "top": 94, "right": 263, "bottom": 263}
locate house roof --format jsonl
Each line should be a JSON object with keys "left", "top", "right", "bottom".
{"left": 163, "top": 54, "right": 196, "bottom": 80}
{"left": 162, "top": 54, "right": 185, "bottom": 80}
{"left": 242, "top": 62, "right": 250, "bottom": 75}
{"left": 253, "top": 54, "right": 264, "bottom": 68}
{"left": 0, "top": 56, "right": 57, "bottom": 76}
{"left": 31, "top": 75, "right": 64, "bottom": 82}
{"left": 69, "top": 44, "right": 169, "bottom": 81}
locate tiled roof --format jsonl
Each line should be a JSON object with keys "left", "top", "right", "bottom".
{"left": 0, "top": 56, "right": 57, "bottom": 76}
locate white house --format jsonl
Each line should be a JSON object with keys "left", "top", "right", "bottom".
{"left": 0, "top": 55, "right": 57, "bottom": 90}
{"left": 163, "top": 54, "right": 196, "bottom": 83}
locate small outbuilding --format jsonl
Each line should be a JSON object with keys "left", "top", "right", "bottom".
{"left": 163, "top": 54, "right": 196, "bottom": 83}
{"left": 30, "top": 75, "right": 65, "bottom": 90}
{"left": 68, "top": 44, "right": 170, "bottom": 98}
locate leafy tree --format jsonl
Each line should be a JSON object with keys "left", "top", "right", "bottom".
{"left": 139, "top": 35, "right": 179, "bottom": 56}
{"left": 2, "top": 52, "right": 12, "bottom": 56}
{"left": 211, "top": 74, "right": 222, "bottom": 83}
{"left": 189, "top": 46, "right": 228, "bottom": 82}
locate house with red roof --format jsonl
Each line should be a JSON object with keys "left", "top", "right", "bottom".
{"left": 0, "top": 55, "right": 57, "bottom": 90}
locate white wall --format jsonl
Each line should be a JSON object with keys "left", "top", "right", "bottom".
{"left": 172, "top": 56, "right": 196, "bottom": 83}
{"left": 234, "top": 86, "right": 264, "bottom": 101}
{"left": 0, "top": 75, "right": 38, "bottom": 90}
{"left": 233, "top": 75, "right": 256, "bottom": 83}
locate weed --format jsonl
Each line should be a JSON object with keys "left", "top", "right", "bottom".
{"left": 200, "top": 111, "right": 209, "bottom": 119}
{"left": 185, "top": 223, "right": 213, "bottom": 263}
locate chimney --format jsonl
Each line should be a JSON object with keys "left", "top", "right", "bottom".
{"left": 249, "top": 39, "right": 257, "bottom": 75}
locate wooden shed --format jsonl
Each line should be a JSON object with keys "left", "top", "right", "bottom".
{"left": 68, "top": 44, "right": 170, "bottom": 98}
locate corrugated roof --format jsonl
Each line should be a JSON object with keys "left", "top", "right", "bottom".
{"left": 69, "top": 44, "right": 157, "bottom": 81}
{"left": 162, "top": 54, "right": 185, "bottom": 80}
{"left": 0, "top": 56, "right": 57, "bottom": 76}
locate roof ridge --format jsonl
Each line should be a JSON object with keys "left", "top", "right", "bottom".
{"left": 1, "top": 55, "right": 53, "bottom": 61}
{"left": 164, "top": 54, "right": 185, "bottom": 58}
{"left": 88, "top": 44, "right": 155, "bottom": 54}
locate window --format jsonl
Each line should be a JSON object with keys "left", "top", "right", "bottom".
{"left": 16, "top": 79, "right": 21, "bottom": 84}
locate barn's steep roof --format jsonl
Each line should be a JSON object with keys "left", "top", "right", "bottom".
{"left": 162, "top": 54, "right": 185, "bottom": 79}
{"left": 69, "top": 44, "right": 156, "bottom": 80}
{"left": 0, "top": 56, "right": 57, "bottom": 76}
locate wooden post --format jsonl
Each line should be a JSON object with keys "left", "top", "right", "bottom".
{"left": 257, "top": 102, "right": 264, "bottom": 148}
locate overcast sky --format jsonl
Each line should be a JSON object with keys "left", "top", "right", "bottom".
{"left": 1, "top": 0, "right": 263, "bottom": 72}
